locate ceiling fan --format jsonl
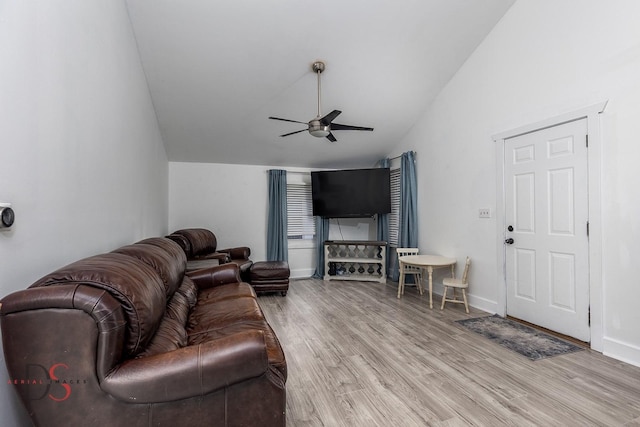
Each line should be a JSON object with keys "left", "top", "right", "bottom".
{"left": 269, "top": 61, "right": 373, "bottom": 142}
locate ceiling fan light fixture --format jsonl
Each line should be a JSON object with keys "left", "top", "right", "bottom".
{"left": 310, "top": 129, "right": 330, "bottom": 138}
{"left": 309, "top": 120, "right": 330, "bottom": 138}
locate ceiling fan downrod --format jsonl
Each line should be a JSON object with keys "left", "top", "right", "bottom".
{"left": 310, "top": 61, "right": 330, "bottom": 138}
{"left": 312, "top": 61, "right": 325, "bottom": 118}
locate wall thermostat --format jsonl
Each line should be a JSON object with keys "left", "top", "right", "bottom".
{"left": 0, "top": 203, "right": 15, "bottom": 229}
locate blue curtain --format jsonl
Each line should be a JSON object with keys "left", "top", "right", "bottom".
{"left": 392, "top": 151, "right": 418, "bottom": 281}
{"left": 376, "top": 158, "right": 390, "bottom": 277}
{"left": 267, "top": 169, "right": 288, "bottom": 261}
{"left": 313, "top": 216, "right": 330, "bottom": 278}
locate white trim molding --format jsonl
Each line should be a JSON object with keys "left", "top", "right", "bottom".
{"left": 492, "top": 101, "right": 608, "bottom": 352}
{"left": 603, "top": 337, "right": 640, "bottom": 369}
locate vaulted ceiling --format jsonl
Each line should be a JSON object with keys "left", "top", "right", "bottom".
{"left": 125, "top": 0, "right": 515, "bottom": 169}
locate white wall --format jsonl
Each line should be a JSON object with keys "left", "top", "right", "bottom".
{"left": 169, "top": 162, "right": 374, "bottom": 278}
{"left": 327, "top": 217, "right": 378, "bottom": 241}
{"left": 394, "top": 0, "right": 640, "bottom": 366}
{"left": 0, "top": 1, "right": 168, "bottom": 425}
{"left": 169, "top": 162, "right": 271, "bottom": 262}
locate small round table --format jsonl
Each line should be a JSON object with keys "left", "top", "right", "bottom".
{"left": 398, "top": 255, "right": 457, "bottom": 308}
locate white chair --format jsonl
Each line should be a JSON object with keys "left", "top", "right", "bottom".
{"left": 396, "top": 248, "right": 423, "bottom": 297}
{"left": 440, "top": 257, "right": 471, "bottom": 313}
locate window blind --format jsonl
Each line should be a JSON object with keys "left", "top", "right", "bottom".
{"left": 286, "top": 183, "right": 316, "bottom": 239}
{"left": 388, "top": 168, "right": 401, "bottom": 246}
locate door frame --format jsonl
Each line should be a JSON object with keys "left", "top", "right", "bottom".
{"left": 492, "top": 101, "right": 607, "bottom": 351}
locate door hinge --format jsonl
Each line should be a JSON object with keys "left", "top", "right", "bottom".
{"left": 588, "top": 305, "right": 591, "bottom": 327}
{"left": 587, "top": 221, "right": 590, "bottom": 237}
{"left": 586, "top": 134, "right": 589, "bottom": 147}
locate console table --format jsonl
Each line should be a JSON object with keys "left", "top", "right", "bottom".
{"left": 324, "top": 240, "right": 387, "bottom": 283}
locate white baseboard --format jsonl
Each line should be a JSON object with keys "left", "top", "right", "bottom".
{"left": 290, "top": 268, "right": 315, "bottom": 279}
{"left": 467, "top": 294, "right": 499, "bottom": 314}
{"left": 432, "top": 284, "right": 498, "bottom": 315}
{"left": 602, "top": 337, "right": 640, "bottom": 368}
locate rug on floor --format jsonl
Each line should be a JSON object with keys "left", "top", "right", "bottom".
{"left": 456, "top": 314, "right": 584, "bottom": 361}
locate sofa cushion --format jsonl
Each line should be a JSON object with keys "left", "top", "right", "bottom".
{"left": 172, "top": 228, "right": 218, "bottom": 258}
{"left": 176, "top": 277, "right": 198, "bottom": 309}
{"left": 112, "top": 240, "right": 185, "bottom": 299}
{"left": 136, "top": 317, "right": 187, "bottom": 358}
{"left": 136, "top": 237, "right": 188, "bottom": 265}
{"left": 30, "top": 253, "right": 166, "bottom": 357}
{"left": 165, "top": 233, "right": 193, "bottom": 258}
{"left": 197, "top": 282, "right": 256, "bottom": 304}
{"left": 187, "top": 294, "right": 264, "bottom": 334}
{"left": 144, "top": 277, "right": 194, "bottom": 357}
{"left": 166, "top": 291, "right": 190, "bottom": 325}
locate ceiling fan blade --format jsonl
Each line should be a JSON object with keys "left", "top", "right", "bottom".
{"left": 331, "top": 123, "right": 374, "bottom": 132}
{"left": 320, "top": 110, "right": 342, "bottom": 125}
{"left": 280, "top": 129, "right": 308, "bottom": 137}
{"left": 269, "top": 116, "right": 308, "bottom": 125}
{"left": 326, "top": 132, "right": 337, "bottom": 142}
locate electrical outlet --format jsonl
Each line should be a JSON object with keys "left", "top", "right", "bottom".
{"left": 478, "top": 208, "right": 491, "bottom": 218}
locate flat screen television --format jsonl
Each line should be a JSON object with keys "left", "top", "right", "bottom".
{"left": 311, "top": 168, "right": 391, "bottom": 218}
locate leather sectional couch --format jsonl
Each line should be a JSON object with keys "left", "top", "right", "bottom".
{"left": 167, "top": 228, "right": 253, "bottom": 278}
{"left": 0, "top": 237, "right": 286, "bottom": 426}
{"left": 167, "top": 228, "right": 290, "bottom": 296}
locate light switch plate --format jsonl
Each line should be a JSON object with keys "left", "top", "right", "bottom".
{"left": 479, "top": 208, "right": 491, "bottom": 218}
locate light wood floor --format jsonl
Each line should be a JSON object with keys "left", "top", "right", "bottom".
{"left": 258, "top": 278, "right": 640, "bottom": 427}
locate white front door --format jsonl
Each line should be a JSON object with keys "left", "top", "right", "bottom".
{"left": 504, "top": 118, "right": 590, "bottom": 342}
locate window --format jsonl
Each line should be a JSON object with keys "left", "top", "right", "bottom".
{"left": 286, "top": 183, "right": 316, "bottom": 240}
{"left": 388, "top": 168, "right": 401, "bottom": 246}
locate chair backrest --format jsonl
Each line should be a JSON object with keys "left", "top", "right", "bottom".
{"left": 397, "top": 248, "right": 421, "bottom": 273}
{"left": 461, "top": 257, "right": 471, "bottom": 283}
{"left": 396, "top": 247, "right": 419, "bottom": 257}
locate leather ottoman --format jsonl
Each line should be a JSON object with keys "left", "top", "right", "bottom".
{"left": 249, "top": 261, "right": 290, "bottom": 296}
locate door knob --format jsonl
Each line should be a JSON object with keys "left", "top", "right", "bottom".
{"left": 507, "top": 225, "right": 514, "bottom": 232}
{"left": 505, "top": 238, "right": 514, "bottom": 245}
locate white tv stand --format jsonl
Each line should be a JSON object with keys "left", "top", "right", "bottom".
{"left": 323, "top": 240, "right": 387, "bottom": 283}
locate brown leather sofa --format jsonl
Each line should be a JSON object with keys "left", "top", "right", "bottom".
{"left": 0, "top": 237, "right": 286, "bottom": 427}
{"left": 167, "top": 228, "right": 253, "bottom": 278}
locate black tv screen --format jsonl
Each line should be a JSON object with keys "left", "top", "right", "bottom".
{"left": 311, "top": 168, "right": 391, "bottom": 218}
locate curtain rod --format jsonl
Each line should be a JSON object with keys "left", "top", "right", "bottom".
{"left": 265, "top": 169, "right": 310, "bottom": 174}
{"left": 388, "top": 151, "right": 417, "bottom": 162}
{"left": 267, "top": 152, "right": 417, "bottom": 171}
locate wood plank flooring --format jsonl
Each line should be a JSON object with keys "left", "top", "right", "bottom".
{"left": 257, "top": 278, "right": 640, "bottom": 426}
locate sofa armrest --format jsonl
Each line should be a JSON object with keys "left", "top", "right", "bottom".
{"left": 195, "top": 252, "right": 230, "bottom": 262}
{"left": 102, "top": 330, "right": 268, "bottom": 403}
{"left": 218, "top": 246, "right": 251, "bottom": 260}
{"left": 186, "top": 263, "right": 242, "bottom": 290}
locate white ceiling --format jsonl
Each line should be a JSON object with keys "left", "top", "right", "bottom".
{"left": 125, "top": 0, "right": 515, "bottom": 169}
